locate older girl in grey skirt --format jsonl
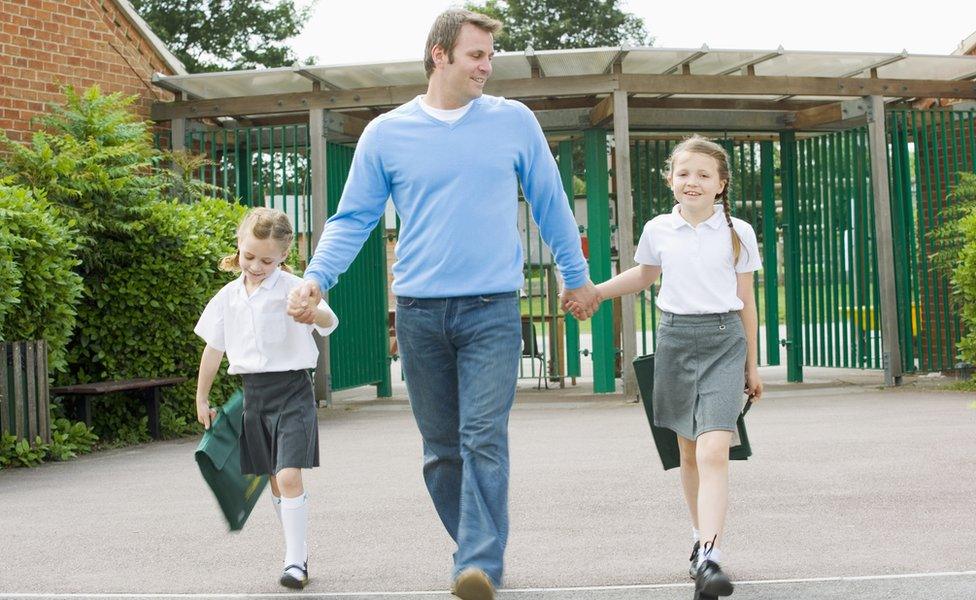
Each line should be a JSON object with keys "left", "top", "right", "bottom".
{"left": 194, "top": 208, "right": 338, "bottom": 589}
{"left": 568, "top": 136, "right": 763, "bottom": 599}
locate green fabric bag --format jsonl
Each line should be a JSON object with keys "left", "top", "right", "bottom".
{"left": 195, "top": 389, "right": 268, "bottom": 531}
{"left": 633, "top": 354, "right": 753, "bottom": 471}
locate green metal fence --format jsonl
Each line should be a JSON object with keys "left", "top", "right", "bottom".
{"left": 891, "top": 109, "right": 976, "bottom": 372}
{"left": 156, "top": 125, "right": 391, "bottom": 394}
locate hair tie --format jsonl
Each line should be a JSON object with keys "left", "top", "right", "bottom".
{"left": 728, "top": 222, "right": 733, "bottom": 228}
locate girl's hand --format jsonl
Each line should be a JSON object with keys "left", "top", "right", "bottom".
{"left": 197, "top": 399, "right": 217, "bottom": 430}
{"left": 745, "top": 367, "right": 763, "bottom": 401}
{"left": 564, "top": 300, "right": 590, "bottom": 320}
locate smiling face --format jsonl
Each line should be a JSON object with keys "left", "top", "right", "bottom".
{"left": 667, "top": 151, "right": 728, "bottom": 213}
{"left": 237, "top": 232, "right": 288, "bottom": 287}
{"left": 430, "top": 23, "right": 494, "bottom": 107}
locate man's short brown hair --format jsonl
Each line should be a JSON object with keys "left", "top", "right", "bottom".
{"left": 423, "top": 9, "right": 502, "bottom": 79}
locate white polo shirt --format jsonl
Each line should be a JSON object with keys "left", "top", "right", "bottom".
{"left": 634, "top": 204, "right": 762, "bottom": 315}
{"left": 194, "top": 268, "right": 338, "bottom": 375}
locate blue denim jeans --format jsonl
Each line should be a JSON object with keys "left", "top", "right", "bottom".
{"left": 395, "top": 291, "right": 521, "bottom": 586}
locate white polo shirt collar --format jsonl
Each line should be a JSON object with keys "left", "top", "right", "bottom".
{"left": 669, "top": 203, "right": 726, "bottom": 230}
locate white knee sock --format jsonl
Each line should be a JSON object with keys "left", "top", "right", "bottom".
{"left": 280, "top": 492, "right": 309, "bottom": 577}
{"left": 271, "top": 493, "right": 282, "bottom": 523}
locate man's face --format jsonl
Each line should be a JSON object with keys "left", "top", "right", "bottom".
{"left": 434, "top": 23, "right": 494, "bottom": 105}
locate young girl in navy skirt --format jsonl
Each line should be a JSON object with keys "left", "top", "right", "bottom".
{"left": 194, "top": 207, "right": 338, "bottom": 589}
{"left": 569, "top": 135, "right": 763, "bottom": 598}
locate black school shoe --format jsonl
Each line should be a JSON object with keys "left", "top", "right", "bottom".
{"left": 688, "top": 541, "right": 701, "bottom": 579}
{"left": 695, "top": 559, "right": 734, "bottom": 597}
{"left": 279, "top": 561, "right": 309, "bottom": 589}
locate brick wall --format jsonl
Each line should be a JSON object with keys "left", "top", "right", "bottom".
{"left": 0, "top": 0, "right": 177, "bottom": 144}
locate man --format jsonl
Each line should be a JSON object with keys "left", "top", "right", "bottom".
{"left": 288, "top": 9, "right": 600, "bottom": 599}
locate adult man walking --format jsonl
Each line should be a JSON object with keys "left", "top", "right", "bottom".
{"left": 288, "top": 9, "right": 599, "bottom": 599}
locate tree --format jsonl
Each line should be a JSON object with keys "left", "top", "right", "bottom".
{"left": 130, "top": 0, "right": 315, "bottom": 73}
{"left": 464, "top": 0, "right": 651, "bottom": 52}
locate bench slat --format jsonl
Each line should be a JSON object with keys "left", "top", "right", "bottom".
{"left": 0, "top": 344, "right": 8, "bottom": 436}
{"left": 51, "top": 377, "right": 187, "bottom": 396}
{"left": 12, "top": 343, "right": 23, "bottom": 440}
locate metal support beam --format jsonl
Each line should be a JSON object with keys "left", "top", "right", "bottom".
{"left": 309, "top": 108, "right": 332, "bottom": 406}
{"left": 760, "top": 141, "right": 780, "bottom": 366}
{"left": 584, "top": 128, "right": 615, "bottom": 393}
{"left": 612, "top": 91, "right": 637, "bottom": 399}
{"left": 779, "top": 130, "right": 803, "bottom": 382}
{"left": 558, "top": 140, "right": 582, "bottom": 380}
{"left": 866, "top": 95, "right": 903, "bottom": 386}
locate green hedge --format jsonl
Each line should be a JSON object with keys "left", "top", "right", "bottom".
{"left": 65, "top": 198, "right": 246, "bottom": 442}
{"left": 0, "top": 181, "right": 83, "bottom": 372}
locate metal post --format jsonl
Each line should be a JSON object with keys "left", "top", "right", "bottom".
{"left": 760, "top": 141, "right": 781, "bottom": 365}
{"left": 612, "top": 91, "right": 638, "bottom": 398}
{"left": 866, "top": 96, "right": 903, "bottom": 386}
{"left": 558, "top": 140, "right": 581, "bottom": 381}
{"left": 309, "top": 108, "right": 332, "bottom": 406}
{"left": 584, "top": 128, "right": 615, "bottom": 393}
{"left": 779, "top": 131, "right": 803, "bottom": 382}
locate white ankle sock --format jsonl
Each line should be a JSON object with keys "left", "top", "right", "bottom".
{"left": 692, "top": 528, "right": 701, "bottom": 543}
{"left": 280, "top": 492, "right": 309, "bottom": 578}
{"left": 702, "top": 545, "right": 723, "bottom": 566}
{"left": 271, "top": 493, "right": 282, "bottom": 523}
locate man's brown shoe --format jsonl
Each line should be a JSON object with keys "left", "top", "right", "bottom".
{"left": 451, "top": 567, "right": 495, "bottom": 600}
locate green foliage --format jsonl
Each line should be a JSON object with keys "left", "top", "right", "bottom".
{"left": 0, "top": 419, "right": 99, "bottom": 468}
{"left": 130, "top": 0, "right": 316, "bottom": 73}
{"left": 465, "top": 0, "right": 651, "bottom": 51}
{"left": 0, "top": 181, "right": 84, "bottom": 372}
{"left": 0, "top": 86, "right": 162, "bottom": 277}
{"left": 931, "top": 172, "right": 976, "bottom": 366}
{"left": 2, "top": 86, "right": 247, "bottom": 443}
{"left": 65, "top": 197, "right": 246, "bottom": 441}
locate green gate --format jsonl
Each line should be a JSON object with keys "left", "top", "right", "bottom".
{"left": 158, "top": 125, "right": 391, "bottom": 394}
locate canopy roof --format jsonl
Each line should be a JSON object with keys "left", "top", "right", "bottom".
{"left": 151, "top": 46, "right": 976, "bottom": 135}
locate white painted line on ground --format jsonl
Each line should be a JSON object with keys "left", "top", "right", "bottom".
{"left": 3, "top": 571, "right": 975, "bottom": 598}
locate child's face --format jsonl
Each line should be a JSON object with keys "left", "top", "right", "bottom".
{"left": 667, "top": 151, "right": 727, "bottom": 211}
{"left": 238, "top": 233, "right": 288, "bottom": 286}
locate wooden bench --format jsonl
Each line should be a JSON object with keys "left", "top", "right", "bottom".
{"left": 50, "top": 377, "right": 187, "bottom": 440}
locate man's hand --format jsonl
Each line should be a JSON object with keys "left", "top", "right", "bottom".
{"left": 561, "top": 280, "right": 601, "bottom": 320}
{"left": 288, "top": 280, "right": 322, "bottom": 324}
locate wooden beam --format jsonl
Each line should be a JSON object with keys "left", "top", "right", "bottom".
{"left": 308, "top": 108, "right": 332, "bottom": 405}
{"left": 866, "top": 95, "right": 903, "bottom": 386}
{"left": 789, "top": 99, "right": 872, "bottom": 129}
{"left": 589, "top": 95, "right": 615, "bottom": 126}
{"left": 296, "top": 69, "right": 342, "bottom": 90}
{"left": 716, "top": 49, "right": 782, "bottom": 75}
{"left": 619, "top": 74, "right": 976, "bottom": 98}
{"left": 611, "top": 90, "right": 638, "bottom": 398}
{"left": 152, "top": 73, "right": 976, "bottom": 121}
{"left": 525, "top": 46, "right": 543, "bottom": 78}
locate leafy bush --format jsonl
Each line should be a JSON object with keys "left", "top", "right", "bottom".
{"left": 0, "top": 419, "right": 98, "bottom": 468}
{"left": 932, "top": 172, "right": 976, "bottom": 367}
{"left": 0, "top": 181, "right": 84, "bottom": 372}
{"left": 2, "top": 85, "right": 247, "bottom": 444}
{"left": 65, "top": 197, "right": 246, "bottom": 441}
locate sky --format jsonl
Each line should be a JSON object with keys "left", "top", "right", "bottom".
{"left": 288, "top": 0, "right": 976, "bottom": 65}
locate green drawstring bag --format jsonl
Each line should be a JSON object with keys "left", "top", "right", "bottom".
{"left": 195, "top": 389, "right": 268, "bottom": 531}
{"left": 633, "top": 354, "right": 753, "bottom": 471}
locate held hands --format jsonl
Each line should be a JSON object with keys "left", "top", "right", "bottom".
{"left": 745, "top": 366, "right": 763, "bottom": 401}
{"left": 561, "top": 280, "right": 602, "bottom": 321}
{"left": 287, "top": 280, "right": 322, "bottom": 324}
{"left": 196, "top": 398, "right": 217, "bottom": 430}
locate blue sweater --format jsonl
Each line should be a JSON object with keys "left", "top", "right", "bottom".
{"left": 303, "top": 95, "right": 589, "bottom": 298}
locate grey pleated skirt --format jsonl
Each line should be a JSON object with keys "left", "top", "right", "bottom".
{"left": 239, "top": 370, "right": 320, "bottom": 475}
{"left": 652, "top": 312, "right": 747, "bottom": 441}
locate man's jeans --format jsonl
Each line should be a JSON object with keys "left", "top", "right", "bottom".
{"left": 395, "top": 292, "right": 521, "bottom": 586}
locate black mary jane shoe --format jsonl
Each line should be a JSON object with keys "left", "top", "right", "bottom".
{"left": 688, "top": 540, "right": 701, "bottom": 580}
{"left": 279, "top": 562, "right": 309, "bottom": 589}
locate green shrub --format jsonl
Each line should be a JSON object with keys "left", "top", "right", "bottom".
{"left": 0, "top": 419, "right": 98, "bottom": 468}
{"left": 0, "top": 181, "right": 84, "bottom": 372}
{"left": 932, "top": 172, "right": 976, "bottom": 367}
{"left": 65, "top": 198, "right": 246, "bottom": 441}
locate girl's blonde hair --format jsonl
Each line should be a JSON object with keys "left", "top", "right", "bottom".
{"left": 219, "top": 207, "right": 294, "bottom": 273}
{"left": 665, "top": 134, "right": 745, "bottom": 265}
